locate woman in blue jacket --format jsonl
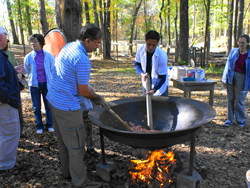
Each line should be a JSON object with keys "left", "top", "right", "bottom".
{"left": 24, "top": 34, "right": 55, "bottom": 134}
{"left": 222, "top": 34, "right": 250, "bottom": 127}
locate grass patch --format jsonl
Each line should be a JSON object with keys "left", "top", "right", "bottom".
{"left": 205, "top": 66, "right": 224, "bottom": 75}
{"left": 99, "top": 67, "right": 136, "bottom": 73}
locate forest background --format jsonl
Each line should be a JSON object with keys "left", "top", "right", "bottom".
{"left": 1, "top": 0, "right": 250, "bottom": 64}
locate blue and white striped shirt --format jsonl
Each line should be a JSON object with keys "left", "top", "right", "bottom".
{"left": 46, "top": 40, "right": 91, "bottom": 111}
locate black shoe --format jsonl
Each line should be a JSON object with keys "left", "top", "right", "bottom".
{"left": 86, "top": 147, "right": 99, "bottom": 156}
{"left": 62, "top": 175, "right": 71, "bottom": 180}
{"left": 0, "top": 165, "right": 23, "bottom": 174}
{"left": 12, "top": 165, "right": 23, "bottom": 170}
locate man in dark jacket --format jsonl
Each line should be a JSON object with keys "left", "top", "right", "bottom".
{"left": 0, "top": 26, "right": 22, "bottom": 172}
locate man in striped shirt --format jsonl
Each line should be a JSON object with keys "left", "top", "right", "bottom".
{"left": 47, "top": 24, "right": 108, "bottom": 188}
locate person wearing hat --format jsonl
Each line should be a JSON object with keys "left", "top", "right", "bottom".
{"left": 0, "top": 26, "right": 23, "bottom": 172}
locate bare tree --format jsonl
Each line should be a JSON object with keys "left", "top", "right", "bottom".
{"left": 159, "top": 0, "right": 164, "bottom": 45}
{"left": 167, "top": 0, "right": 170, "bottom": 53}
{"left": 55, "top": 0, "right": 82, "bottom": 42}
{"left": 226, "top": 0, "right": 234, "bottom": 56}
{"left": 233, "top": 0, "right": 239, "bottom": 47}
{"left": 179, "top": 0, "right": 189, "bottom": 64}
{"left": 129, "top": 0, "right": 143, "bottom": 55}
{"left": 25, "top": 0, "right": 33, "bottom": 36}
{"left": 99, "top": 0, "right": 105, "bottom": 56}
{"left": 84, "top": 0, "right": 90, "bottom": 24}
{"left": 143, "top": 0, "right": 148, "bottom": 31}
{"left": 237, "top": 0, "right": 244, "bottom": 37}
{"left": 203, "top": 0, "right": 211, "bottom": 67}
{"left": 174, "top": 2, "right": 179, "bottom": 63}
{"left": 17, "top": 0, "right": 25, "bottom": 55}
{"left": 104, "top": 0, "right": 111, "bottom": 58}
{"left": 6, "top": 0, "right": 19, "bottom": 44}
{"left": 39, "top": 0, "right": 49, "bottom": 35}
{"left": 93, "top": 0, "right": 99, "bottom": 27}
{"left": 192, "top": 0, "right": 196, "bottom": 40}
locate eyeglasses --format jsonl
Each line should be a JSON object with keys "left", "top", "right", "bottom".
{"left": 90, "top": 39, "right": 101, "bottom": 45}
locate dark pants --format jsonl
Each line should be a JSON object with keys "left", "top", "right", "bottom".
{"left": 18, "top": 93, "right": 24, "bottom": 133}
{"left": 30, "top": 82, "right": 53, "bottom": 130}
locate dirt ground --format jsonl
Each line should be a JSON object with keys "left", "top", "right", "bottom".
{"left": 1, "top": 44, "right": 250, "bottom": 188}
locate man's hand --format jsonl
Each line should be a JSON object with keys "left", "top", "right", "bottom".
{"left": 145, "top": 89, "right": 155, "bottom": 95}
{"left": 15, "top": 64, "right": 26, "bottom": 74}
{"left": 141, "top": 73, "right": 148, "bottom": 81}
{"left": 17, "top": 73, "right": 22, "bottom": 81}
{"left": 93, "top": 95, "right": 110, "bottom": 110}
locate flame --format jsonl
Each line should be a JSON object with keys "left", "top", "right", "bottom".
{"left": 129, "top": 150, "right": 176, "bottom": 187}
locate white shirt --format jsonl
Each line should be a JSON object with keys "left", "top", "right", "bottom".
{"left": 135, "top": 44, "right": 168, "bottom": 96}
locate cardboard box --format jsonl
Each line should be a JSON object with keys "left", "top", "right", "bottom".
{"left": 187, "top": 69, "right": 196, "bottom": 79}
{"left": 196, "top": 68, "right": 205, "bottom": 81}
{"left": 172, "top": 66, "right": 186, "bottom": 80}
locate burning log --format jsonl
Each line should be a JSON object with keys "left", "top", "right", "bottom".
{"left": 129, "top": 150, "right": 176, "bottom": 188}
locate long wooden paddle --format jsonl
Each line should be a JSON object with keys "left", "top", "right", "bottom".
{"left": 107, "top": 108, "right": 134, "bottom": 132}
{"left": 146, "top": 73, "right": 153, "bottom": 130}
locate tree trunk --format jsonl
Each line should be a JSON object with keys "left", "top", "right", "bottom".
{"left": 203, "top": 0, "right": 211, "bottom": 67}
{"left": 237, "top": 0, "right": 244, "bottom": 38}
{"left": 219, "top": 0, "right": 223, "bottom": 36}
{"left": 144, "top": 0, "right": 147, "bottom": 31}
{"left": 225, "top": 0, "right": 229, "bottom": 37}
{"left": 192, "top": 0, "right": 196, "bottom": 40}
{"left": 93, "top": 0, "right": 99, "bottom": 27}
{"left": 39, "top": 0, "right": 49, "bottom": 35}
{"left": 84, "top": 1, "right": 90, "bottom": 24}
{"left": 105, "top": 0, "right": 111, "bottom": 58}
{"left": 179, "top": 0, "right": 189, "bottom": 64}
{"left": 175, "top": 2, "right": 179, "bottom": 64}
{"left": 17, "top": 0, "right": 25, "bottom": 55}
{"left": 167, "top": 0, "right": 170, "bottom": 53}
{"left": 233, "top": 0, "right": 239, "bottom": 47}
{"left": 226, "top": 0, "right": 234, "bottom": 56}
{"left": 129, "top": 0, "right": 143, "bottom": 55}
{"left": 25, "top": 1, "right": 33, "bottom": 36}
{"left": 6, "top": 0, "right": 19, "bottom": 44}
{"left": 99, "top": 0, "right": 105, "bottom": 57}
{"left": 159, "top": 0, "right": 164, "bottom": 45}
{"left": 55, "top": 0, "right": 82, "bottom": 42}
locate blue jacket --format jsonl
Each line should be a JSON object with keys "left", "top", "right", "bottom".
{"left": 222, "top": 48, "right": 250, "bottom": 91}
{"left": 0, "top": 50, "right": 20, "bottom": 108}
{"left": 24, "top": 49, "right": 55, "bottom": 90}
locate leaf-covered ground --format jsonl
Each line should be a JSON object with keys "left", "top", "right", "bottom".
{"left": 1, "top": 45, "right": 250, "bottom": 188}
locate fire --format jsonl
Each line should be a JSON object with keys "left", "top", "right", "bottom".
{"left": 129, "top": 150, "right": 176, "bottom": 187}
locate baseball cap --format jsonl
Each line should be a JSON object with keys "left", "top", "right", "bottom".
{"left": 0, "top": 26, "right": 11, "bottom": 36}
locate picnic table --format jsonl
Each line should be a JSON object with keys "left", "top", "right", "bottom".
{"left": 169, "top": 78, "right": 217, "bottom": 106}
